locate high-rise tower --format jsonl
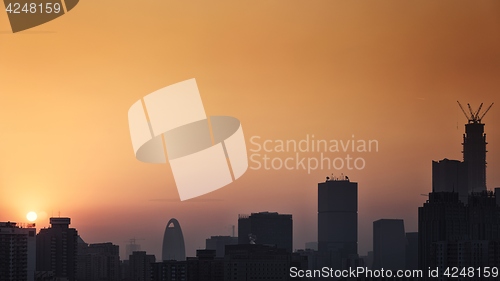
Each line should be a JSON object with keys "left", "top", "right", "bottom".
{"left": 317, "top": 176, "right": 358, "bottom": 269}
{"left": 161, "top": 218, "right": 186, "bottom": 261}
{"left": 457, "top": 101, "right": 494, "bottom": 192}
{"left": 36, "top": 218, "right": 78, "bottom": 281}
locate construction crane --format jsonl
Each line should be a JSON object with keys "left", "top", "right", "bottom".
{"left": 125, "top": 238, "right": 145, "bottom": 245}
{"left": 124, "top": 238, "right": 145, "bottom": 258}
{"left": 457, "top": 101, "right": 494, "bottom": 124}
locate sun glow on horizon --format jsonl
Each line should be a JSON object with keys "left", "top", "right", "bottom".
{"left": 26, "top": 211, "right": 37, "bottom": 222}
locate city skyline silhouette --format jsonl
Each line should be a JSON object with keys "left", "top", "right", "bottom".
{"left": 1, "top": 102, "right": 499, "bottom": 279}
{"left": 1, "top": 0, "right": 500, "bottom": 273}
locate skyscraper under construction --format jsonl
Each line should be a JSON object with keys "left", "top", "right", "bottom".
{"left": 420, "top": 102, "right": 497, "bottom": 278}
{"left": 433, "top": 102, "right": 494, "bottom": 202}
{"left": 458, "top": 101, "right": 494, "bottom": 192}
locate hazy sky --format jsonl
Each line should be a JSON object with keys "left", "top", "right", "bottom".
{"left": 1, "top": 0, "right": 499, "bottom": 259}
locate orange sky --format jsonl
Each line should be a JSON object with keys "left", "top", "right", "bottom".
{"left": 1, "top": 0, "right": 499, "bottom": 259}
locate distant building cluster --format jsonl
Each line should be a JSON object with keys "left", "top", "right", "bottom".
{"left": 417, "top": 103, "right": 500, "bottom": 280}
{"left": 0, "top": 213, "right": 303, "bottom": 281}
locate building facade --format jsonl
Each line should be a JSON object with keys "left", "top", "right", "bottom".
{"left": 317, "top": 178, "right": 358, "bottom": 270}
{"left": 0, "top": 221, "right": 36, "bottom": 281}
{"left": 36, "top": 217, "right": 78, "bottom": 281}
{"left": 127, "top": 251, "right": 155, "bottom": 281}
{"left": 419, "top": 190, "right": 500, "bottom": 280}
{"left": 77, "top": 241, "right": 120, "bottom": 281}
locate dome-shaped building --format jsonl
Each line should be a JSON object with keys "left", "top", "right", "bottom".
{"left": 162, "top": 218, "right": 186, "bottom": 261}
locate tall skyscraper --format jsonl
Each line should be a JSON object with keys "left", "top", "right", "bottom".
{"left": 463, "top": 120, "right": 487, "bottom": 192}
{"left": 457, "top": 101, "right": 493, "bottom": 192}
{"left": 372, "top": 219, "right": 406, "bottom": 270}
{"left": 162, "top": 218, "right": 186, "bottom": 261}
{"left": 418, "top": 102, "right": 497, "bottom": 279}
{"left": 317, "top": 177, "right": 358, "bottom": 269}
{"left": 0, "top": 221, "right": 36, "bottom": 281}
{"left": 430, "top": 103, "right": 493, "bottom": 205}
{"left": 238, "top": 211, "right": 293, "bottom": 253}
{"left": 36, "top": 217, "right": 78, "bottom": 281}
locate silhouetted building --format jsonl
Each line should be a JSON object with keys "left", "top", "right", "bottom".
{"left": 317, "top": 177, "right": 358, "bottom": 270}
{"left": 462, "top": 119, "right": 488, "bottom": 192}
{"left": 119, "top": 260, "right": 130, "bottom": 281}
{"left": 372, "top": 219, "right": 405, "bottom": 270}
{"left": 418, "top": 103, "right": 498, "bottom": 279}
{"left": 151, "top": 247, "right": 302, "bottom": 281}
{"left": 238, "top": 212, "right": 293, "bottom": 253}
{"left": 419, "top": 190, "right": 500, "bottom": 279}
{"left": 224, "top": 244, "right": 291, "bottom": 281}
{"left": 36, "top": 217, "right": 78, "bottom": 281}
{"left": 128, "top": 251, "right": 155, "bottom": 281}
{"left": 405, "top": 232, "right": 418, "bottom": 270}
{"left": 0, "top": 222, "right": 36, "bottom": 281}
{"left": 418, "top": 192, "right": 467, "bottom": 273}
{"left": 432, "top": 159, "right": 468, "bottom": 203}
{"left": 186, "top": 250, "right": 224, "bottom": 281}
{"left": 205, "top": 236, "right": 237, "bottom": 257}
{"left": 430, "top": 240, "right": 500, "bottom": 281}
{"left": 162, "top": 218, "right": 186, "bottom": 261}
{"left": 77, "top": 240, "right": 120, "bottom": 281}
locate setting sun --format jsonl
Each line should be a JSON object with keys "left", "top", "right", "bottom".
{"left": 26, "top": 212, "right": 37, "bottom": 222}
